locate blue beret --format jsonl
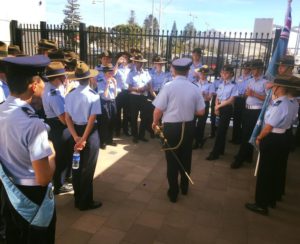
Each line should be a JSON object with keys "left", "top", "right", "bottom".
{"left": 172, "top": 58, "right": 192, "bottom": 71}
{"left": 2, "top": 55, "right": 50, "bottom": 67}
{"left": 2, "top": 55, "right": 50, "bottom": 77}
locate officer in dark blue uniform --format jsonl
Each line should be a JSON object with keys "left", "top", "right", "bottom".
{"left": 206, "top": 65, "right": 238, "bottom": 160}
{"left": 152, "top": 58, "right": 205, "bottom": 202}
{"left": 245, "top": 75, "right": 300, "bottom": 215}
{"left": 65, "top": 61, "right": 102, "bottom": 211}
{"left": 42, "top": 61, "right": 73, "bottom": 195}
{"left": 0, "top": 55, "right": 56, "bottom": 243}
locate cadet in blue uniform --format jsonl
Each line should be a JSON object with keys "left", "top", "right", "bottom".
{"left": 0, "top": 42, "right": 9, "bottom": 104}
{"left": 146, "top": 56, "right": 168, "bottom": 138}
{"left": 42, "top": 62, "right": 73, "bottom": 195}
{"left": 0, "top": 55, "right": 56, "bottom": 243}
{"left": 127, "top": 54, "right": 152, "bottom": 143}
{"left": 152, "top": 58, "right": 205, "bottom": 202}
{"left": 0, "top": 61, "right": 9, "bottom": 104}
{"left": 97, "top": 65, "right": 118, "bottom": 148}
{"left": 193, "top": 65, "right": 214, "bottom": 149}
{"left": 207, "top": 65, "right": 238, "bottom": 160}
{"left": 245, "top": 75, "right": 300, "bottom": 215}
{"left": 230, "top": 61, "right": 252, "bottom": 144}
{"left": 114, "top": 51, "right": 132, "bottom": 137}
{"left": 210, "top": 76, "right": 222, "bottom": 138}
{"left": 231, "top": 60, "right": 267, "bottom": 168}
{"left": 65, "top": 62, "right": 102, "bottom": 211}
{"left": 188, "top": 48, "right": 202, "bottom": 81}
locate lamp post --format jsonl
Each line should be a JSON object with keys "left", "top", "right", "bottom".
{"left": 92, "top": 0, "right": 106, "bottom": 28}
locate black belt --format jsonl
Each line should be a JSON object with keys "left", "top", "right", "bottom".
{"left": 163, "top": 120, "right": 194, "bottom": 126}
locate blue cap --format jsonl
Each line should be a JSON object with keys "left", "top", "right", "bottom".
{"left": 2, "top": 55, "right": 50, "bottom": 67}
{"left": 171, "top": 58, "right": 192, "bottom": 71}
{"left": 2, "top": 55, "right": 50, "bottom": 77}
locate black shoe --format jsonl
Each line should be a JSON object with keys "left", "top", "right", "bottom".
{"left": 245, "top": 203, "right": 268, "bottom": 216}
{"left": 107, "top": 141, "right": 117, "bottom": 146}
{"left": 54, "top": 184, "right": 73, "bottom": 195}
{"left": 132, "top": 138, "right": 139, "bottom": 143}
{"left": 192, "top": 143, "right": 199, "bottom": 150}
{"left": 230, "top": 161, "right": 242, "bottom": 169}
{"left": 138, "top": 137, "right": 149, "bottom": 142}
{"left": 124, "top": 131, "right": 131, "bottom": 137}
{"left": 79, "top": 201, "right": 103, "bottom": 211}
{"left": 167, "top": 190, "right": 177, "bottom": 203}
{"left": 199, "top": 138, "right": 207, "bottom": 148}
{"left": 100, "top": 143, "right": 107, "bottom": 149}
{"left": 269, "top": 202, "right": 276, "bottom": 209}
{"left": 181, "top": 188, "right": 188, "bottom": 195}
{"left": 206, "top": 153, "right": 219, "bottom": 161}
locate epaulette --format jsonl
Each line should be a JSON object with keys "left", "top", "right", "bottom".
{"left": 89, "top": 89, "right": 97, "bottom": 94}
{"left": 50, "top": 89, "right": 57, "bottom": 96}
{"left": 68, "top": 87, "right": 76, "bottom": 93}
{"left": 273, "top": 100, "right": 282, "bottom": 106}
{"left": 191, "top": 81, "right": 199, "bottom": 87}
{"left": 21, "top": 107, "right": 39, "bottom": 118}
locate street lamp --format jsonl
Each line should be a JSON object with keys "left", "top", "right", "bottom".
{"left": 92, "top": 0, "right": 106, "bottom": 28}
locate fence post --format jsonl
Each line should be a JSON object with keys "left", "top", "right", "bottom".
{"left": 165, "top": 35, "right": 172, "bottom": 61}
{"left": 79, "top": 23, "right": 87, "bottom": 62}
{"left": 40, "top": 21, "right": 48, "bottom": 40}
{"left": 272, "top": 28, "right": 281, "bottom": 55}
{"left": 10, "top": 20, "right": 22, "bottom": 50}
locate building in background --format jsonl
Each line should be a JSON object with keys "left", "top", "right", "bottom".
{"left": 0, "top": 0, "right": 46, "bottom": 43}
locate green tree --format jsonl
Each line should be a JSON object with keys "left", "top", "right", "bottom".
{"left": 143, "top": 14, "right": 159, "bottom": 31}
{"left": 128, "top": 10, "right": 136, "bottom": 25}
{"left": 111, "top": 24, "right": 143, "bottom": 51}
{"left": 63, "top": 0, "right": 81, "bottom": 26}
{"left": 183, "top": 22, "right": 197, "bottom": 35}
{"left": 171, "top": 21, "right": 178, "bottom": 35}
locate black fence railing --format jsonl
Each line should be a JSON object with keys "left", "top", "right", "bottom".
{"left": 10, "top": 20, "right": 274, "bottom": 77}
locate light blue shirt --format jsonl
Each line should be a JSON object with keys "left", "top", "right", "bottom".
{"left": 236, "top": 75, "right": 252, "bottom": 96}
{"left": 188, "top": 62, "right": 202, "bottom": 81}
{"left": 0, "top": 80, "right": 9, "bottom": 98}
{"left": 0, "top": 87, "right": 5, "bottom": 103}
{"left": 153, "top": 75, "right": 205, "bottom": 123}
{"left": 65, "top": 84, "right": 102, "bottom": 125}
{"left": 246, "top": 76, "right": 267, "bottom": 106}
{"left": 161, "top": 72, "right": 173, "bottom": 89}
{"left": 115, "top": 65, "right": 131, "bottom": 91}
{"left": 97, "top": 77, "right": 117, "bottom": 101}
{"left": 151, "top": 70, "right": 166, "bottom": 92}
{"left": 212, "top": 79, "right": 222, "bottom": 94}
{"left": 265, "top": 96, "right": 294, "bottom": 129}
{"left": 197, "top": 80, "right": 215, "bottom": 97}
{"left": 289, "top": 97, "right": 299, "bottom": 124}
{"left": 0, "top": 96, "right": 52, "bottom": 186}
{"left": 217, "top": 80, "right": 238, "bottom": 102}
{"left": 42, "top": 82, "right": 65, "bottom": 119}
{"left": 126, "top": 69, "right": 152, "bottom": 96}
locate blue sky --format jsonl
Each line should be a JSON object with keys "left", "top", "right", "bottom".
{"left": 46, "top": 0, "right": 300, "bottom": 32}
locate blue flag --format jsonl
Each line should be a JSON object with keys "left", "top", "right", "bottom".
{"left": 249, "top": 0, "right": 292, "bottom": 149}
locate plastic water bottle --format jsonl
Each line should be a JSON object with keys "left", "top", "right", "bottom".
{"left": 72, "top": 151, "right": 80, "bottom": 170}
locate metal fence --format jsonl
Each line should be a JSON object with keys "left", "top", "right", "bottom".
{"left": 10, "top": 20, "right": 273, "bottom": 76}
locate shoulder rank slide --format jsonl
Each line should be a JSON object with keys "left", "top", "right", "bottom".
{"left": 21, "top": 107, "right": 39, "bottom": 118}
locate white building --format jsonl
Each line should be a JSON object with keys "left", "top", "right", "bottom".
{"left": 0, "top": 0, "right": 46, "bottom": 43}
